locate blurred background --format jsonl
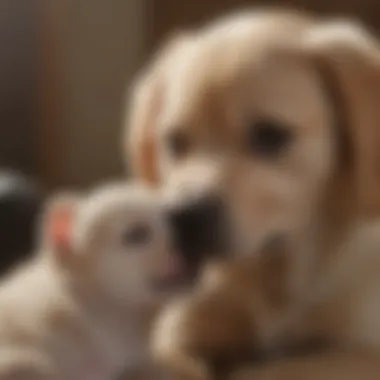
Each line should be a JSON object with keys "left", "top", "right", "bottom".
{"left": 2, "top": 0, "right": 380, "bottom": 191}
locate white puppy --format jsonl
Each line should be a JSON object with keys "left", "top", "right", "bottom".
{"left": 0, "top": 183, "right": 182, "bottom": 380}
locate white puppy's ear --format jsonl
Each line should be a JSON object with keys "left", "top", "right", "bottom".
{"left": 124, "top": 32, "right": 192, "bottom": 185}
{"left": 40, "top": 193, "right": 80, "bottom": 264}
{"left": 304, "top": 20, "right": 380, "bottom": 216}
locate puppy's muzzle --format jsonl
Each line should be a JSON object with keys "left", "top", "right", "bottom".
{"left": 167, "top": 196, "right": 228, "bottom": 275}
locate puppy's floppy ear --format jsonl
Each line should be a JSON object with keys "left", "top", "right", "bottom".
{"left": 124, "top": 32, "right": 191, "bottom": 185}
{"left": 40, "top": 193, "right": 80, "bottom": 264}
{"left": 304, "top": 20, "right": 380, "bottom": 216}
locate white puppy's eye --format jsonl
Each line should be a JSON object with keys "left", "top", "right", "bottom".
{"left": 122, "top": 224, "right": 152, "bottom": 246}
{"left": 248, "top": 120, "right": 292, "bottom": 158}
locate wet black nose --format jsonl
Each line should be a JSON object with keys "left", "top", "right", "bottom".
{"left": 168, "top": 196, "right": 227, "bottom": 273}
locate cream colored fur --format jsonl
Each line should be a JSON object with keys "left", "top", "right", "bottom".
{"left": 126, "top": 8, "right": 380, "bottom": 380}
{"left": 0, "top": 183, "right": 177, "bottom": 380}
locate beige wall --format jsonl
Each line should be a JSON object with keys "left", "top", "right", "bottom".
{"left": 56, "top": 0, "right": 146, "bottom": 188}
{"left": 0, "top": 0, "right": 37, "bottom": 174}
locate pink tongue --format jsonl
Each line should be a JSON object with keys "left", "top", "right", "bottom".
{"left": 152, "top": 254, "right": 191, "bottom": 288}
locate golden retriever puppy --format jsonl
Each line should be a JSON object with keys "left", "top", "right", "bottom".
{"left": 0, "top": 183, "right": 184, "bottom": 380}
{"left": 125, "top": 8, "right": 380, "bottom": 379}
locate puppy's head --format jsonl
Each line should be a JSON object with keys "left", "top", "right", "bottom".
{"left": 127, "top": 9, "right": 380, "bottom": 268}
{"left": 42, "top": 183, "right": 188, "bottom": 304}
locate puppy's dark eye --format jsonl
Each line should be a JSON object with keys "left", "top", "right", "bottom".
{"left": 247, "top": 120, "right": 292, "bottom": 158}
{"left": 166, "top": 131, "right": 189, "bottom": 159}
{"left": 122, "top": 224, "right": 152, "bottom": 246}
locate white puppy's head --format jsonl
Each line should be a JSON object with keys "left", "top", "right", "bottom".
{"left": 42, "top": 183, "right": 186, "bottom": 305}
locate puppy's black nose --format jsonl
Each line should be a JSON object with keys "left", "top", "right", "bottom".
{"left": 168, "top": 196, "right": 226, "bottom": 272}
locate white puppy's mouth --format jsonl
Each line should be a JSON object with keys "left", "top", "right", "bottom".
{"left": 149, "top": 253, "right": 199, "bottom": 292}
